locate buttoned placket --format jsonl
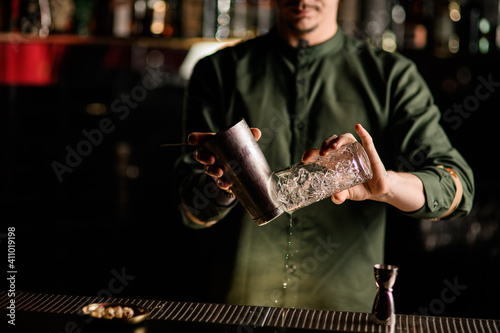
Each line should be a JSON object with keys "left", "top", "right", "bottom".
{"left": 291, "top": 48, "right": 310, "bottom": 163}
{"left": 273, "top": 30, "right": 346, "bottom": 308}
{"left": 283, "top": 47, "right": 312, "bottom": 307}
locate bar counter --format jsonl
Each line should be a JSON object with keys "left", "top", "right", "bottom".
{"left": 2, "top": 290, "right": 499, "bottom": 333}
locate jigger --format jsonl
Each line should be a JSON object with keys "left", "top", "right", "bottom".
{"left": 371, "top": 264, "right": 398, "bottom": 326}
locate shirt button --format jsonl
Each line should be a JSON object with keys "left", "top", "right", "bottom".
{"left": 297, "top": 78, "right": 305, "bottom": 84}
{"left": 433, "top": 200, "right": 439, "bottom": 208}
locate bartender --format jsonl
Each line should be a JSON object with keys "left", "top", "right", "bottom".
{"left": 173, "top": 0, "right": 474, "bottom": 312}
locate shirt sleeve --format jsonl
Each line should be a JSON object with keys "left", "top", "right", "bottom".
{"left": 173, "top": 54, "right": 238, "bottom": 227}
{"left": 386, "top": 58, "right": 474, "bottom": 220}
{"left": 174, "top": 152, "right": 237, "bottom": 228}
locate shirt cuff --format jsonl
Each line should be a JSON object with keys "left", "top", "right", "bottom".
{"left": 405, "top": 167, "right": 457, "bottom": 220}
{"left": 179, "top": 173, "right": 237, "bottom": 226}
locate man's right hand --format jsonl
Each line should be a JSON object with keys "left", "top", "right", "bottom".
{"left": 187, "top": 128, "right": 262, "bottom": 190}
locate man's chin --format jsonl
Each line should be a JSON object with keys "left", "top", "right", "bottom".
{"left": 289, "top": 23, "right": 318, "bottom": 35}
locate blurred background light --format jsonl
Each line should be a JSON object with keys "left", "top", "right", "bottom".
{"left": 391, "top": 5, "right": 406, "bottom": 25}
{"left": 414, "top": 24, "right": 428, "bottom": 49}
{"left": 479, "top": 18, "right": 491, "bottom": 34}
{"left": 449, "top": 32, "right": 460, "bottom": 53}
{"left": 85, "top": 103, "right": 108, "bottom": 116}
{"left": 145, "top": 50, "right": 165, "bottom": 68}
{"left": 150, "top": 1, "right": 167, "bottom": 35}
{"left": 382, "top": 30, "right": 397, "bottom": 52}
{"left": 449, "top": 1, "right": 461, "bottom": 22}
{"left": 479, "top": 36, "right": 490, "bottom": 53}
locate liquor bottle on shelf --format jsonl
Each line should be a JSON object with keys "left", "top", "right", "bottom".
{"left": 202, "top": 0, "right": 217, "bottom": 38}
{"left": 388, "top": 1, "right": 405, "bottom": 51}
{"left": 361, "top": 0, "right": 390, "bottom": 49}
{"left": 337, "top": 0, "right": 361, "bottom": 38}
{"left": 475, "top": 0, "right": 497, "bottom": 54}
{"left": 181, "top": 0, "right": 203, "bottom": 38}
{"left": 256, "top": 0, "right": 275, "bottom": 36}
{"left": 215, "top": 0, "right": 231, "bottom": 40}
{"left": 17, "top": 0, "right": 42, "bottom": 36}
{"left": 0, "top": 1, "right": 10, "bottom": 32}
{"left": 51, "top": 0, "right": 75, "bottom": 34}
{"left": 433, "top": 0, "right": 457, "bottom": 56}
{"left": 132, "top": 0, "right": 150, "bottom": 37}
{"left": 112, "top": 0, "right": 133, "bottom": 38}
{"left": 402, "top": 0, "right": 432, "bottom": 52}
{"left": 149, "top": 0, "right": 180, "bottom": 38}
{"left": 163, "top": 0, "right": 181, "bottom": 38}
{"left": 232, "top": 0, "right": 250, "bottom": 39}
{"left": 89, "top": 0, "right": 112, "bottom": 36}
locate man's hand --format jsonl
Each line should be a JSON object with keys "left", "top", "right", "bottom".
{"left": 188, "top": 128, "right": 262, "bottom": 190}
{"left": 302, "top": 124, "right": 425, "bottom": 212}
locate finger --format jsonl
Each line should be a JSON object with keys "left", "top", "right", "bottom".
{"left": 331, "top": 190, "right": 349, "bottom": 204}
{"left": 319, "top": 134, "right": 338, "bottom": 156}
{"left": 193, "top": 147, "right": 215, "bottom": 165}
{"left": 187, "top": 132, "right": 215, "bottom": 145}
{"left": 250, "top": 128, "right": 262, "bottom": 142}
{"left": 319, "top": 133, "right": 357, "bottom": 156}
{"left": 204, "top": 164, "right": 224, "bottom": 178}
{"left": 355, "top": 124, "right": 382, "bottom": 165}
{"left": 215, "top": 174, "right": 233, "bottom": 190}
{"left": 302, "top": 148, "right": 320, "bottom": 163}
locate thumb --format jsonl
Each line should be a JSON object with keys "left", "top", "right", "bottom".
{"left": 250, "top": 128, "right": 262, "bottom": 142}
{"left": 331, "top": 190, "right": 349, "bottom": 205}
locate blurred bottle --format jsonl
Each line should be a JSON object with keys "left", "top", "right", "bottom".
{"left": 470, "top": 0, "right": 497, "bottom": 54}
{"left": 51, "top": 0, "right": 76, "bottom": 34}
{"left": 112, "top": 0, "right": 133, "bottom": 38}
{"left": 232, "top": 0, "right": 250, "bottom": 39}
{"left": 149, "top": 0, "right": 180, "bottom": 38}
{"left": 89, "top": 0, "right": 112, "bottom": 36}
{"left": 181, "top": 0, "right": 203, "bottom": 38}
{"left": 402, "top": 0, "right": 432, "bottom": 51}
{"left": 0, "top": 1, "right": 9, "bottom": 32}
{"left": 338, "top": 0, "right": 361, "bottom": 38}
{"left": 215, "top": 0, "right": 231, "bottom": 40}
{"left": 87, "top": 0, "right": 131, "bottom": 37}
{"left": 131, "top": 0, "right": 149, "bottom": 36}
{"left": 166, "top": 1, "right": 181, "bottom": 38}
{"left": 433, "top": 0, "right": 459, "bottom": 57}
{"left": 8, "top": 0, "right": 20, "bottom": 32}
{"left": 389, "top": 1, "right": 405, "bottom": 50}
{"left": 202, "top": 0, "right": 217, "bottom": 38}
{"left": 17, "top": 0, "right": 41, "bottom": 36}
{"left": 256, "top": 0, "right": 275, "bottom": 36}
{"left": 467, "top": 1, "right": 481, "bottom": 54}
{"left": 362, "top": 0, "right": 390, "bottom": 49}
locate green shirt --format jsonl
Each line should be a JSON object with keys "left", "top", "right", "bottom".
{"left": 175, "top": 28, "right": 474, "bottom": 312}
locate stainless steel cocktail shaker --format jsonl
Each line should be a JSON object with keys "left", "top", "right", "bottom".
{"left": 201, "top": 119, "right": 284, "bottom": 226}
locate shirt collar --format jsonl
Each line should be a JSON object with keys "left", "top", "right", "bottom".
{"left": 269, "top": 26, "right": 345, "bottom": 61}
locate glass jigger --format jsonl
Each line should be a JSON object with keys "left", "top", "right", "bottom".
{"left": 273, "top": 141, "right": 373, "bottom": 213}
{"left": 371, "top": 264, "right": 398, "bottom": 326}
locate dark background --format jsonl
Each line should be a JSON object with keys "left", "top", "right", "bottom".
{"left": 1, "top": 0, "right": 499, "bottom": 321}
